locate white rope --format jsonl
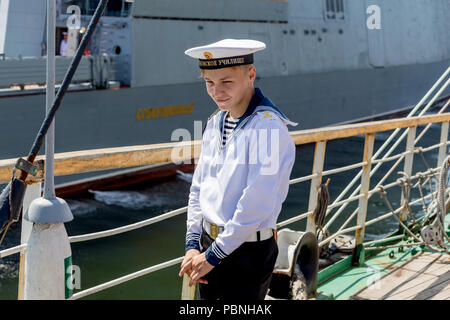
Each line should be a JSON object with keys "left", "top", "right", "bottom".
{"left": 323, "top": 142, "right": 443, "bottom": 232}
{"left": 287, "top": 143, "right": 445, "bottom": 186}
{"left": 276, "top": 168, "right": 442, "bottom": 232}
{"left": 318, "top": 187, "right": 444, "bottom": 249}
{"left": 0, "top": 243, "right": 26, "bottom": 258}
{"left": 327, "top": 194, "right": 364, "bottom": 210}
{"left": 363, "top": 234, "right": 405, "bottom": 247}
{"left": 69, "top": 206, "right": 187, "bottom": 243}
{"left": 277, "top": 211, "right": 312, "bottom": 228}
{"left": 371, "top": 152, "right": 406, "bottom": 165}
{"left": 318, "top": 225, "right": 360, "bottom": 247}
{"left": 320, "top": 78, "right": 450, "bottom": 232}
{"left": 0, "top": 164, "right": 442, "bottom": 260}
{"left": 365, "top": 185, "right": 444, "bottom": 228}
{"left": 370, "top": 142, "right": 445, "bottom": 166}
{"left": 322, "top": 161, "right": 367, "bottom": 177}
{"left": 364, "top": 241, "right": 426, "bottom": 251}
{"left": 70, "top": 182, "right": 447, "bottom": 300}
{"left": 57, "top": 167, "right": 445, "bottom": 302}
{"left": 323, "top": 166, "right": 440, "bottom": 233}
{"left": 288, "top": 162, "right": 368, "bottom": 185}
{"left": 0, "top": 207, "right": 187, "bottom": 258}
{"left": 289, "top": 173, "right": 318, "bottom": 185}
{"left": 70, "top": 256, "right": 184, "bottom": 300}
{"left": 64, "top": 183, "right": 439, "bottom": 301}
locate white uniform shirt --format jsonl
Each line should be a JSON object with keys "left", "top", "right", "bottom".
{"left": 185, "top": 88, "right": 297, "bottom": 266}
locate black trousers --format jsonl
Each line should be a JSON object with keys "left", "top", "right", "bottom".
{"left": 198, "top": 229, "right": 278, "bottom": 300}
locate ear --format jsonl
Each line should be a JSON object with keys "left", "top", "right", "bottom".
{"left": 248, "top": 66, "right": 256, "bottom": 84}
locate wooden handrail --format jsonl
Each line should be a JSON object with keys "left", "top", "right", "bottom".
{"left": 289, "top": 113, "right": 450, "bottom": 145}
{"left": 0, "top": 113, "right": 449, "bottom": 183}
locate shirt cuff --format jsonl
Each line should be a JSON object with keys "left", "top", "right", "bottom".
{"left": 185, "top": 233, "right": 201, "bottom": 252}
{"left": 205, "top": 241, "right": 228, "bottom": 266}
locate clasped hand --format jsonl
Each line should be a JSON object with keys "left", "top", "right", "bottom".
{"left": 179, "top": 249, "right": 214, "bottom": 286}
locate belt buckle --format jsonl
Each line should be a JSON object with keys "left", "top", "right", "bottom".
{"left": 210, "top": 223, "right": 220, "bottom": 239}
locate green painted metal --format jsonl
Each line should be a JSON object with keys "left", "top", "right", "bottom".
{"left": 315, "top": 212, "right": 449, "bottom": 300}
{"left": 351, "top": 244, "right": 364, "bottom": 266}
{"left": 317, "top": 242, "right": 426, "bottom": 300}
{"left": 64, "top": 256, "right": 73, "bottom": 299}
{"left": 318, "top": 255, "right": 352, "bottom": 286}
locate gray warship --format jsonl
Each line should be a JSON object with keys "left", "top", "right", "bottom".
{"left": 0, "top": 0, "right": 449, "bottom": 161}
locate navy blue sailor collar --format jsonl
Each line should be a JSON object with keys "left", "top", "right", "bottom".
{"left": 218, "top": 87, "right": 298, "bottom": 131}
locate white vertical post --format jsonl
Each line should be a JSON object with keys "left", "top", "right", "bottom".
{"left": 400, "top": 127, "right": 416, "bottom": 222}
{"left": 181, "top": 274, "right": 196, "bottom": 300}
{"left": 24, "top": 0, "right": 74, "bottom": 300}
{"left": 24, "top": 222, "right": 72, "bottom": 300}
{"left": 44, "top": 0, "right": 56, "bottom": 200}
{"left": 352, "top": 133, "right": 374, "bottom": 266}
{"left": 17, "top": 182, "right": 41, "bottom": 300}
{"left": 437, "top": 122, "right": 449, "bottom": 168}
{"left": 306, "top": 141, "right": 327, "bottom": 234}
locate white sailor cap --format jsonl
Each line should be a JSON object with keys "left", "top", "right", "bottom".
{"left": 184, "top": 39, "right": 266, "bottom": 70}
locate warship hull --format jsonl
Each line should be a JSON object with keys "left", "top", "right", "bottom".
{"left": 1, "top": 57, "right": 449, "bottom": 160}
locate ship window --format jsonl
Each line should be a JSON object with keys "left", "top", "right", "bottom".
{"left": 60, "top": 0, "right": 132, "bottom": 17}
{"left": 325, "top": 0, "right": 345, "bottom": 20}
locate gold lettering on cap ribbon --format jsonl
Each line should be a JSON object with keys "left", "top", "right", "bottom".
{"left": 199, "top": 60, "right": 217, "bottom": 67}
{"left": 218, "top": 57, "right": 245, "bottom": 66}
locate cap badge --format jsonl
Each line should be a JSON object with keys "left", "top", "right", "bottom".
{"left": 203, "top": 51, "right": 213, "bottom": 59}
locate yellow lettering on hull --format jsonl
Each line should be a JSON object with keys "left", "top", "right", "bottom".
{"left": 136, "top": 103, "right": 195, "bottom": 121}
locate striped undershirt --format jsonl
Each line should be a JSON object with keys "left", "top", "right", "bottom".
{"left": 222, "top": 114, "right": 239, "bottom": 146}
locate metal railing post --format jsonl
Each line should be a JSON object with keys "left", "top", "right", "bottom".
{"left": 352, "top": 133, "right": 374, "bottom": 266}
{"left": 437, "top": 121, "right": 449, "bottom": 167}
{"left": 306, "top": 141, "right": 327, "bottom": 234}
{"left": 399, "top": 127, "right": 417, "bottom": 225}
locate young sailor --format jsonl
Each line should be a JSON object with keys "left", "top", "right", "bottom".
{"left": 178, "top": 39, "right": 297, "bottom": 300}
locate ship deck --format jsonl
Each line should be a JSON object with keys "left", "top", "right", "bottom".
{"left": 316, "top": 214, "right": 450, "bottom": 300}
{"left": 352, "top": 251, "right": 449, "bottom": 300}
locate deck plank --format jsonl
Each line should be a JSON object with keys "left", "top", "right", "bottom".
{"left": 352, "top": 252, "right": 450, "bottom": 300}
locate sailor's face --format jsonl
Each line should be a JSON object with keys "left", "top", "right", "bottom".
{"left": 202, "top": 66, "right": 255, "bottom": 111}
